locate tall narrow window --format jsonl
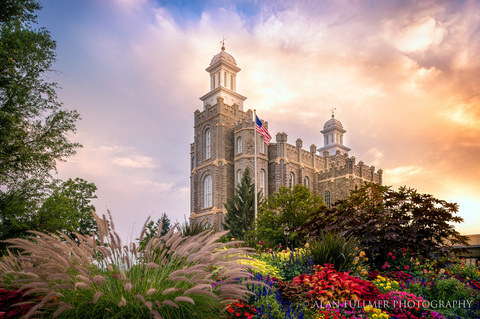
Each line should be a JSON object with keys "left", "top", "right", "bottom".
{"left": 205, "top": 128, "right": 211, "bottom": 159}
{"left": 211, "top": 75, "right": 215, "bottom": 90}
{"left": 325, "top": 190, "right": 331, "bottom": 207}
{"left": 289, "top": 172, "right": 295, "bottom": 188}
{"left": 237, "top": 136, "right": 243, "bottom": 154}
{"left": 230, "top": 74, "right": 233, "bottom": 90}
{"left": 304, "top": 176, "right": 309, "bottom": 188}
{"left": 260, "top": 137, "right": 266, "bottom": 153}
{"left": 204, "top": 175, "right": 212, "bottom": 208}
{"left": 260, "top": 169, "right": 266, "bottom": 193}
{"left": 237, "top": 169, "right": 242, "bottom": 185}
{"left": 218, "top": 71, "right": 220, "bottom": 86}
{"left": 191, "top": 156, "right": 195, "bottom": 171}
{"left": 224, "top": 71, "right": 227, "bottom": 87}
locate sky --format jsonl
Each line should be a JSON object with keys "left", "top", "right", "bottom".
{"left": 36, "top": 0, "right": 480, "bottom": 241}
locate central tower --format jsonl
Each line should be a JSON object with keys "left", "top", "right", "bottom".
{"left": 190, "top": 45, "right": 267, "bottom": 230}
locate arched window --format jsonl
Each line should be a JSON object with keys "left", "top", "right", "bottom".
{"left": 237, "top": 169, "right": 243, "bottom": 185}
{"left": 325, "top": 190, "right": 331, "bottom": 207}
{"left": 204, "top": 175, "right": 212, "bottom": 208}
{"left": 230, "top": 74, "right": 234, "bottom": 90}
{"left": 237, "top": 136, "right": 243, "bottom": 154}
{"left": 304, "top": 176, "right": 309, "bottom": 188}
{"left": 289, "top": 172, "right": 295, "bottom": 188}
{"left": 211, "top": 75, "right": 215, "bottom": 90}
{"left": 205, "top": 128, "right": 211, "bottom": 159}
{"left": 260, "top": 169, "right": 266, "bottom": 193}
{"left": 191, "top": 156, "right": 195, "bottom": 171}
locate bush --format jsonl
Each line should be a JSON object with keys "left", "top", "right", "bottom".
{"left": 301, "top": 183, "right": 469, "bottom": 268}
{"left": 408, "top": 277, "right": 480, "bottom": 318}
{"left": 0, "top": 212, "right": 261, "bottom": 318}
{"left": 308, "top": 231, "right": 363, "bottom": 273}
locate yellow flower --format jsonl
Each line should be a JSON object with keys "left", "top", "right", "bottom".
{"left": 359, "top": 251, "right": 366, "bottom": 258}
{"left": 305, "top": 243, "right": 310, "bottom": 248}
{"left": 364, "top": 305, "right": 373, "bottom": 312}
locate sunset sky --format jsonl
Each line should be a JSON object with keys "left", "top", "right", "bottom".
{"left": 37, "top": 0, "right": 480, "bottom": 241}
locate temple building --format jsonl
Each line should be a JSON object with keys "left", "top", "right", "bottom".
{"left": 190, "top": 46, "right": 382, "bottom": 230}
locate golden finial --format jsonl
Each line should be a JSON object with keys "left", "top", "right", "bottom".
{"left": 331, "top": 107, "right": 336, "bottom": 118}
{"left": 220, "top": 36, "right": 226, "bottom": 50}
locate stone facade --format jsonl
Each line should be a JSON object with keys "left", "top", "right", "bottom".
{"left": 190, "top": 48, "right": 383, "bottom": 230}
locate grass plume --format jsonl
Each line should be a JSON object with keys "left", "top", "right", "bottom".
{"left": 0, "top": 211, "right": 262, "bottom": 318}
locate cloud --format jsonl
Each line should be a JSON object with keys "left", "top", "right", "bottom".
{"left": 40, "top": 0, "right": 480, "bottom": 239}
{"left": 112, "top": 155, "right": 156, "bottom": 168}
{"left": 384, "top": 166, "right": 424, "bottom": 185}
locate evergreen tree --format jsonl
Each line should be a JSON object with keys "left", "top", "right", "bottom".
{"left": 223, "top": 167, "right": 261, "bottom": 240}
{"left": 138, "top": 213, "right": 171, "bottom": 249}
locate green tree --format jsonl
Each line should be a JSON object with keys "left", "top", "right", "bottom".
{"left": 0, "top": 1, "right": 96, "bottom": 251}
{"left": 36, "top": 178, "right": 97, "bottom": 236}
{"left": 0, "top": 178, "right": 97, "bottom": 251}
{"left": 301, "top": 183, "right": 469, "bottom": 267}
{"left": 257, "top": 184, "right": 325, "bottom": 248}
{"left": 223, "top": 167, "right": 262, "bottom": 240}
{"left": 0, "top": 0, "right": 80, "bottom": 185}
{"left": 138, "top": 213, "right": 171, "bottom": 249}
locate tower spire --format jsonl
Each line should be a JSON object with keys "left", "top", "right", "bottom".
{"left": 220, "top": 36, "right": 226, "bottom": 51}
{"left": 330, "top": 107, "right": 336, "bottom": 118}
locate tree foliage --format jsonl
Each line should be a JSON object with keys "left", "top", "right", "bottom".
{"left": 257, "top": 184, "right": 325, "bottom": 248}
{"left": 223, "top": 167, "right": 263, "bottom": 240}
{"left": 300, "top": 183, "right": 470, "bottom": 267}
{"left": 138, "top": 213, "right": 171, "bottom": 249}
{"left": 0, "top": 0, "right": 80, "bottom": 185}
{"left": 0, "top": 0, "right": 96, "bottom": 251}
{"left": 0, "top": 178, "right": 97, "bottom": 251}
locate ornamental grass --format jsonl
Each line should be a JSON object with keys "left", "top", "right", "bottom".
{"left": 0, "top": 212, "right": 262, "bottom": 318}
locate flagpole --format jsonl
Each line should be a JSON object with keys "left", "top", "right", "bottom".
{"left": 253, "top": 109, "right": 258, "bottom": 238}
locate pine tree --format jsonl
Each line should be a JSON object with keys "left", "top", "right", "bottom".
{"left": 223, "top": 167, "right": 261, "bottom": 240}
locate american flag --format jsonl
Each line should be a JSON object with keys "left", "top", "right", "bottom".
{"left": 255, "top": 115, "right": 272, "bottom": 146}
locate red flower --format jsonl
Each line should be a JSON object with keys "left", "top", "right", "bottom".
{"left": 236, "top": 313, "right": 240, "bottom": 317}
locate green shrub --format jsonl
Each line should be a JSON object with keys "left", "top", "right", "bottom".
{"left": 308, "top": 231, "right": 361, "bottom": 272}
{"left": 408, "top": 278, "right": 479, "bottom": 319}
{"left": 0, "top": 213, "right": 260, "bottom": 318}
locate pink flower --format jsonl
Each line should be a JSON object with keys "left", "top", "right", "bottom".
{"left": 424, "top": 269, "right": 428, "bottom": 274}
{"left": 404, "top": 265, "right": 410, "bottom": 270}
